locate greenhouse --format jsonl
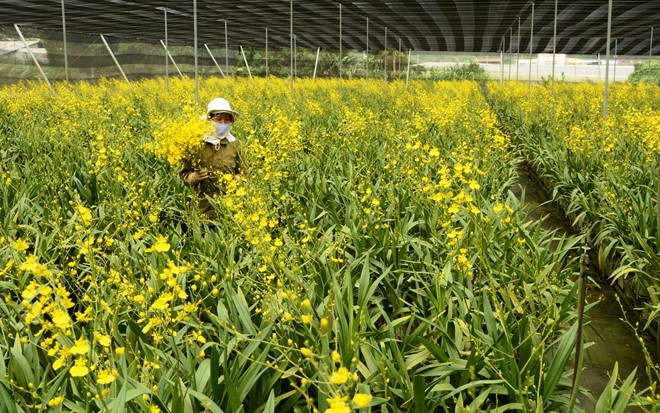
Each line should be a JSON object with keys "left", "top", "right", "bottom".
{"left": 0, "top": 1, "right": 659, "bottom": 412}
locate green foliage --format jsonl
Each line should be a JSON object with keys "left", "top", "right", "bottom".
{"left": 415, "top": 61, "right": 489, "bottom": 81}
{"left": 0, "top": 77, "right": 643, "bottom": 412}
{"left": 629, "top": 60, "right": 660, "bottom": 85}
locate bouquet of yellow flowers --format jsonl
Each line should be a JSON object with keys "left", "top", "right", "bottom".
{"left": 148, "top": 115, "right": 211, "bottom": 167}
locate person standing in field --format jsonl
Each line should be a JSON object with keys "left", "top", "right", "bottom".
{"left": 180, "top": 97, "right": 244, "bottom": 220}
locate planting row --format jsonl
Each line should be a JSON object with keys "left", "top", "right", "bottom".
{"left": 488, "top": 81, "right": 660, "bottom": 335}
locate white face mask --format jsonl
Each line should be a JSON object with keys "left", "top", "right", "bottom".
{"left": 213, "top": 122, "right": 231, "bottom": 137}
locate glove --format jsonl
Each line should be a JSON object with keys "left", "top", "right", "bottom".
{"left": 186, "top": 169, "right": 210, "bottom": 185}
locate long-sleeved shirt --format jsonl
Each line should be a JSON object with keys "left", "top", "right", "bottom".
{"left": 180, "top": 135, "right": 244, "bottom": 218}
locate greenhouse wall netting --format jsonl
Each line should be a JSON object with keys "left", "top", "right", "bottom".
{"left": 1, "top": 24, "right": 656, "bottom": 85}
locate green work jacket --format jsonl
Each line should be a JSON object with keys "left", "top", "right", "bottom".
{"left": 180, "top": 137, "right": 244, "bottom": 218}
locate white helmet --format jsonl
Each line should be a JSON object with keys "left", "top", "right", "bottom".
{"left": 206, "top": 97, "right": 240, "bottom": 120}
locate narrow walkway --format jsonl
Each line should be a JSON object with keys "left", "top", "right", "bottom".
{"left": 511, "top": 162, "right": 655, "bottom": 413}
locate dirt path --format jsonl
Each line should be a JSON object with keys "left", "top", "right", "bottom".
{"left": 511, "top": 162, "right": 656, "bottom": 413}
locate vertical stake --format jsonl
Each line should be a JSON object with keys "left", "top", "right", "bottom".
{"left": 551, "top": 0, "right": 558, "bottom": 104}
{"left": 384, "top": 27, "right": 387, "bottom": 80}
{"left": 398, "top": 37, "right": 402, "bottom": 77}
{"left": 405, "top": 49, "right": 411, "bottom": 86}
{"left": 366, "top": 17, "right": 369, "bottom": 83}
{"left": 290, "top": 0, "right": 294, "bottom": 90}
{"left": 603, "top": 0, "right": 613, "bottom": 119}
{"left": 651, "top": 26, "right": 654, "bottom": 56}
{"left": 339, "top": 3, "right": 342, "bottom": 82}
{"left": 164, "top": 7, "right": 168, "bottom": 90}
{"left": 516, "top": 17, "right": 520, "bottom": 81}
{"left": 500, "top": 37, "right": 504, "bottom": 83}
{"left": 509, "top": 27, "right": 513, "bottom": 81}
{"left": 568, "top": 244, "right": 590, "bottom": 411}
{"left": 61, "top": 0, "right": 69, "bottom": 84}
{"left": 528, "top": 2, "right": 534, "bottom": 95}
{"left": 613, "top": 38, "right": 618, "bottom": 81}
{"left": 193, "top": 0, "right": 198, "bottom": 102}
{"left": 225, "top": 20, "right": 229, "bottom": 77}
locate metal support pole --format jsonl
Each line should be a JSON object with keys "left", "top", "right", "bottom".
{"left": 516, "top": 17, "right": 520, "bottom": 81}
{"left": 651, "top": 26, "right": 654, "bottom": 56}
{"left": 366, "top": 17, "right": 369, "bottom": 83}
{"left": 265, "top": 27, "right": 269, "bottom": 77}
{"left": 568, "top": 244, "right": 591, "bottom": 412}
{"left": 240, "top": 46, "right": 253, "bottom": 79}
{"left": 398, "top": 37, "right": 402, "bottom": 76}
{"left": 551, "top": 0, "right": 558, "bottom": 99}
{"left": 161, "top": 40, "right": 184, "bottom": 78}
{"left": 164, "top": 7, "right": 168, "bottom": 89}
{"left": 603, "top": 0, "right": 612, "bottom": 119}
{"left": 193, "top": 0, "right": 198, "bottom": 102}
{"left": 205, "top": 44, "right": 227, "bottom": 79}
{"left": 405, "top": 49, "right": 411, "bottom": 86}
{"left": 14, "top": 24, "right": 53, "bottom": 91}
{"left": 528, "top": 2, "right": 534, "bottom": 95}
{"left": 290, "top": 0, "right": 293, "bottom": 90}
{"left": 500, "top": 37, "right": 504, "bottom": 83}
{"left": 339, "top": 3, "right": 342, "bottom": 81}
{"left": 613, "top": 38, "right": 618, "bottom": 81}
{"left": 313, "top": 47, "right": 320, "bottom": 80}
{"left": 100, "top": 34, "right": 130, "bottom": 87}
{"left": 509, "top": 27, "right": 513, "bottom": 81}
{"left": 225, "top": 20, "right": 229, "bottom": 76}
{"left": 384, "top": 27, "right": 387, "bottom": 80}
{"left": 294, "top": 35, "right": 297, "bottom": 78}
{"left": 61, "top": 0, "right": 69, "bottom": 84}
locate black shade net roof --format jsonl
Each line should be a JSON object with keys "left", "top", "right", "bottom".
{"left": 1, "top": 0, "right": 658, "bottom": 56}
